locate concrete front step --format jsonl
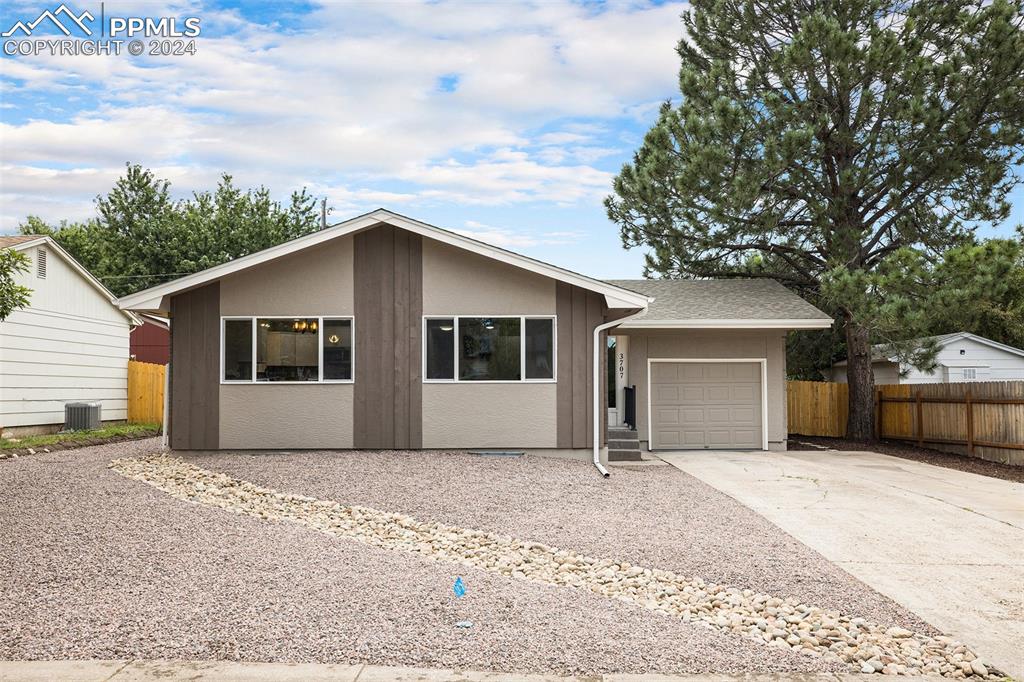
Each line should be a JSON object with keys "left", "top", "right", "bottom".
{"left": 608, "top": 448, "right": 643, "bottom": 462}
{"left": 608, "top": 438, "right": 639, "bottom": 449}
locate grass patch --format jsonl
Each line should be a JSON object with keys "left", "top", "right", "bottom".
{"left": 1, "top": 423, "right": 160, "bottom": 450}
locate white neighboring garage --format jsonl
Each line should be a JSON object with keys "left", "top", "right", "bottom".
{"left": 606, "top": 279, "right": 832, "bottom": 452}
{"left": 0, "top": 235, "right": 140, "bottom": 435}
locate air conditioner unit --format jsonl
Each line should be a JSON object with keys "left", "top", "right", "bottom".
{"left": 65, "top": 402, "right": 101, "bottom": 431}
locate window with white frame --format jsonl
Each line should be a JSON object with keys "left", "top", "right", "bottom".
{"left": 424, "top": 316, "right": 555, "bottom": 382}
{"left": 221, "top": 317, "right": 353, "bottom": 383}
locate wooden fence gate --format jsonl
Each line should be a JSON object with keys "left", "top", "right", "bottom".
{"left": 127, "top": 360, "right": 166, "bottom": 426}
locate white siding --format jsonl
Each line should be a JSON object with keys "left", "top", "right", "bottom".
{"left": 900, "top": 337, "right": 1024, "bottom": 384}
{"left": 0, "top": 244, "right": 131, "bottom": 428}
{"left": 830, "top": 361, "right": 901, "bottom": 385}
{"left": 829, "top": 338, "right": 1024, "bottom": 385}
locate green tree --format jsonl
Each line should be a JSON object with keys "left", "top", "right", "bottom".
{"left": 786, "top": 232, "right": 1024, "bottom": 381}
{"left": 21, "top": 164, "right": 321, "bottom": 297}
{"left": 606, "top": 0, "right": 1024, "bottom": 439}
{"left": 0, "top": 247, "right": 32, "bottom": 321}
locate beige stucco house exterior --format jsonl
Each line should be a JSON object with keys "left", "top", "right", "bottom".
{"left": 118, "top": 209, "right": 831, "bottom": 473}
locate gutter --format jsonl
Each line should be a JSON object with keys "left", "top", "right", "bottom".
{"left": 593, "top": 310, "right": 646, "bottom": 478}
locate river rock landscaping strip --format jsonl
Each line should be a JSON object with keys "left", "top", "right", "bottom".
{"left": 111, "top": 455, "right": 996, "bottom": 679}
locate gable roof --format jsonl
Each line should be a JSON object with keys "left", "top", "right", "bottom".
{"left": 605, "top": 279, "right": 832, "bottom": 329}
{"left": 0, "top": 235, "right": 43, "bottom": 248}
{"left": 117, "top": 208, "right": 652, "bottom": 313}
{"left": 833, "top": 332, "right": 1024, "bottom": 366}
{"left": 3, "top": 235, "right": 141, "bottom": 326}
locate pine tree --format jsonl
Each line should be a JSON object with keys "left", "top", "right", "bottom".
{"left": 607, "top": 0, "right": 1024, "bottom": 439}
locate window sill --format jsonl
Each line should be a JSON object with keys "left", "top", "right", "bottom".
{"left": 220, "top": 380, "right": 355, "bottom": 385}
{"left": 423, "top": 379, "right": 557, "bottom": 384}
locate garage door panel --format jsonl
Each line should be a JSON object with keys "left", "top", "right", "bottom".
{"left": 650, "top": 361, "right": 763, "bottom": 450}
{"left": 656, "top": 385, "right": 681, "bottom": 402}
{"left": 733, "top": 385, "right": 758, "bottom": 401}
{"left": 706, "top": 386, "right": 731, "bottom": 401}
{"left": 656, "top": 408, "right": 680, "bottom": 424}
{"left": 682, "top": 408, "right": 704, "bottom": 424}
{"left": 733, "top": 364, "right": 759, "bottom": 380}
{"left": 731, "top": 406, "right": 755, "bottom": 424}
{"left": 705, "top": 364, "right": 730, "bottom": 379}
{"left": 657, "top": 430, "right": 682, "bottom": 446}
{"left": 707, "top": 407, "right": 731, "bottom": 424}
{"left": 681, "top": 386, "right": 705, "bottom": 402}
{"left": 682, "top": 430, "right": 706, "bottom": 445}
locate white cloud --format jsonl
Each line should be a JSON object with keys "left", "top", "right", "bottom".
{"left": 0, "top": 0, "right": 684, "bottom": 231}
{"left": 453, "top": 219, "right": 585, "bottom": 249}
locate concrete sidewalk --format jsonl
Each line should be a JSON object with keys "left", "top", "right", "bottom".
{"left": 0, "top": 660, "right": 909, "bottom": 682}
{"left": 658, "top": 449, "right": 1024, "bottom": 680}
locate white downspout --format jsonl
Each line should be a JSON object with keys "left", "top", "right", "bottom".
{"left": 593, "top": 309, "right": 646, "bottom": 478}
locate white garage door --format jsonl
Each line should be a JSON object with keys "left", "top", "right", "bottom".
{"left": 650, "top": 361, "right": 763, "bottom": 450}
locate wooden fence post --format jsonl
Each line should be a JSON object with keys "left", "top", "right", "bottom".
{"left": 965, "top": 390, "right": 974, "bottom": 456}
{"left": 915, "top": 391, "right": 924, "bottom": 447}
{"left": 875, "top": 389, "right": 883, "bottom": 440}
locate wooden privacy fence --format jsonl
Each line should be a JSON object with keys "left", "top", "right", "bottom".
{"left": 127, "top": 360, "right": 166, "bottom": 425}
{"left": 788, "top": 380, "right": 1024, "bottom": 466}
{"left": 787, "top": 380, "right": 848, "bottom": 437}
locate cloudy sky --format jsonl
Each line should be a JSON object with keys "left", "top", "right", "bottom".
{"left": 0, "top": 1, "right": 1020, "bottom": 279}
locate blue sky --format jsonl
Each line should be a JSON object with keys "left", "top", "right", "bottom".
{"left": 0, "top": 1, "right": 1020, "bottom": 280}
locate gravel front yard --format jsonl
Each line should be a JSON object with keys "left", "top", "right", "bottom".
{"left": 193, "top": 448, "right": 933, "bottom": 631}
{"left": 0, "top": 441, "right": 934, "bottom": 675}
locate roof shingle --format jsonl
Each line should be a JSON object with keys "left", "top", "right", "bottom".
{"left": 0, "top": 235, "right": 43, "bottom": 248}
{"left": 604, "top": 278, "right": 831, "bottom": 322}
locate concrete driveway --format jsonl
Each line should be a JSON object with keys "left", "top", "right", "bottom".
{"left": 658, "top": 449, "right": 1024, "bottom": 679}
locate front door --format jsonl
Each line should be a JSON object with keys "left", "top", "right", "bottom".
{"left": 607, "top": 336, "right": 628, "bottom": 427}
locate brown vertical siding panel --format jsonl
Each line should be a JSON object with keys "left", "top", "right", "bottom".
{"left": 392, "top": 229, "right": 410, "bottom": 448}
{"left": 570, "top": 286, "right": 588, "bottom": 448}
{"left": 379, "top": 228, "right": 396, "bottom": 447}
{"left": 354, "top": 224, "right": 423, "bottom": 449}
{"left": 203, "top": 285, "right": 220, "bottom": 449}
{"left": 585, "top": 291, "right": 604, "bottom": 448}
{"left": 408, "top": 234, "right": 423, "bottom": 448}
{"left": 555, "top": 282, "right": 573, "bottom": 448}
{"left": 169, "top": 282, "right": 219, "bottom": 450}
{"left": 188, "top": 292, "right": 207, "bottom": 446}
{"left": 170, "top": 295, "right": 189, "bottom": 449}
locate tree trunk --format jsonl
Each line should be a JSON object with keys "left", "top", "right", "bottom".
{"left": 844, "top": 316, "right": 875, "bottom": 441}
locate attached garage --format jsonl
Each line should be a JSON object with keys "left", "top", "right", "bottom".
{"left": 649, "top": 360, "right": 765, "bottom": 450}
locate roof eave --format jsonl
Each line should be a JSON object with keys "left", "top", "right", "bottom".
{"left": 118, "top": 209, "right": 650, "bottom": 312}
{"left": 618, "top": 318, "right": 833, "bottom": 330}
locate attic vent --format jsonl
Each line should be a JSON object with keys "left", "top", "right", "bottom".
{"left": 36, "top": 248, "right": 46, "bottom": 279}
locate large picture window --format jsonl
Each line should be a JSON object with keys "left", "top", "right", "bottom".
{"left": 424, "top": 316, "right": 555, "bottom": 382}
{"left": 221, "top": 316, "right": 353, "bottom": 383}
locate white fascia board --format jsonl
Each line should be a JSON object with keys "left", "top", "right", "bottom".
{"left": 118, "top": 208, "right": 650, "bottom": 311}
{"left": 618, "top": 318, "right": 834, "bottom": 330}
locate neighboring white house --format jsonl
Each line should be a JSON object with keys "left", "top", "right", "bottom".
{"left": 0, "top": 235, "right": 140, "bottom": 435}
{"left": 829, "top": 332, "right": 1024, "bottom": 385}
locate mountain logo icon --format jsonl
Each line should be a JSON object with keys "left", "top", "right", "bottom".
{"left": 3, "top": 4, "right": 95, "bottom": 37}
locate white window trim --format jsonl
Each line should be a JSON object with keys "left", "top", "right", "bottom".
{"left": 220, "top": 315, "right": 355, "bottom": 385}
{"left": 422, "top": 314, "right": 557, "bottom": 384}
{"left": 646, "top": 358, "right": 768, "bottom": 451}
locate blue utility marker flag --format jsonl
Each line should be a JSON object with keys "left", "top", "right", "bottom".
{"left": 453, "top": 576, "right": 466, "bottom": 598}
